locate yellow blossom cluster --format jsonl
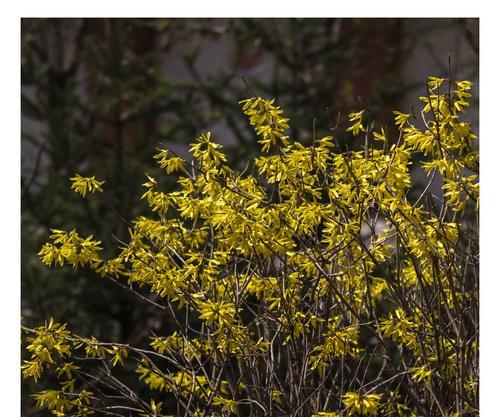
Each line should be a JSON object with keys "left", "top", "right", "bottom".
{"left": 23, "top": 76, "right": 478, "bottom": 417}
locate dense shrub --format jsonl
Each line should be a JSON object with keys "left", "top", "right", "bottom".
{"left": 22, "top": 76, "right": 478, "bottom": 417}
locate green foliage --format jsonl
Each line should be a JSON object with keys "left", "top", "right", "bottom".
{"left": 23, "top": 76, "right": 478, "bottom": 417}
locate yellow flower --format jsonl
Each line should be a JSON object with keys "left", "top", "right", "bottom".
{"left": 410, "top": 365, "right": 432, "bottom": 386}
{"left": 342, "top": 392, "right": 382, "bottom": 416}
{"left": 154, "top": 148, "right": 185, "bottom": 173}
{"left": 240, "top": 97, "right": 289, "bottom": 152}
{"left": 70, "top": 173, "right": 104, "bottom": 197}
{"left": 346, "top": 110, "right": 365, "bottom": 136}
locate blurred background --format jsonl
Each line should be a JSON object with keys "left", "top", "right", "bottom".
{"left": 21, "top": 18, "right": 478, "bottom": 415}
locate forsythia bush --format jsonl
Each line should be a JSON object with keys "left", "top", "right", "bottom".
{"left": 22, "top": 76, "right": 479, "bottom": 417}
